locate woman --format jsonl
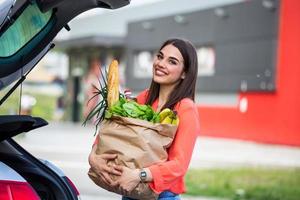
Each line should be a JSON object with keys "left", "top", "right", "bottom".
{"left": 89, "top": 38, "right": 200, "bottom": 200}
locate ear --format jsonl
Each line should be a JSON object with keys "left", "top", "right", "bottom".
{"left": 181, "top": 72, "right": 186, "bottom": 79}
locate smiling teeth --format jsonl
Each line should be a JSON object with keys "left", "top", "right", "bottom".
{"left": 155, "top": 69, "right": 166, "bottom": 75}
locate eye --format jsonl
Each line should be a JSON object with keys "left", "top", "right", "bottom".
{"left": 156, "top": 54, "right": 163, "bottom": 60}
{"left": 169, "top": 59, "right": 177, "bottom": 65}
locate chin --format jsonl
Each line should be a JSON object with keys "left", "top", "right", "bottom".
{"left": 153, "top": 77, "right": 165, "bottom": 84}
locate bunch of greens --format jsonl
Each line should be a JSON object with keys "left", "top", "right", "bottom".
{"left": 105, "top": 98, "right": 160, "bottom": 123}
{"left": 83, "top": 66, "right": 159, "bottom": 134}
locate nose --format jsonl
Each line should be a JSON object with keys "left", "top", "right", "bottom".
{"left": 157, "top": 58, "right": 166, "bottom": 68}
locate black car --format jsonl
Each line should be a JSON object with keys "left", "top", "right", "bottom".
{"left": 0, "top": 0, "right": 130, "bottom": 199}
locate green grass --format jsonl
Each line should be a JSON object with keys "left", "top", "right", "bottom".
{"left": 185, "top": 167, "right": 300, "bottom": 200}
{"left": 30, "top": 93, "right": 56, "bottom": 120}
{"left": 0, "top": 89, "right": 57, "bottom": 121}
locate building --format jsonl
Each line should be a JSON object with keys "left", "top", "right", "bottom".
{"left": 56, "top": 0, "right": 300, "bottom": 146}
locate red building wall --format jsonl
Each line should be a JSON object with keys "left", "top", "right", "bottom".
{"left": 198, "top": 0, "right": 300, "bottom": 146}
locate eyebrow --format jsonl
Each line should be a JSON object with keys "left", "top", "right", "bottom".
{"left": 158, "top": 51, "right": 180, "bottom": 63}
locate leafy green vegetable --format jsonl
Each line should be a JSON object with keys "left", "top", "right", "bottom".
{"left": 105, "top": 98, "right": 160, "bottom": 123}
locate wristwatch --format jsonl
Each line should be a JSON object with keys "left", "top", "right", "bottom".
{"left": 139, "top": 169, "right": 147, "bottom": 182}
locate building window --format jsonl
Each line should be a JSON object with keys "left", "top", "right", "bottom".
{"left": 133, "top": 51, "right": 154, "bottom": 78}
{"left": 197, "top": 46, "right": 215, "bottom": 76}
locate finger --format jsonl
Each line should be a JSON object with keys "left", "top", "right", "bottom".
{"left": 112, "top": 167, "right": 123, "bottom": 175}
{"left": 102, "top": 173, "right": 115, "bottom": 186}
{"left": 102, "top": 165, "right": 121, "bottom": 176}
{"left": 102, "top": 165, "right": 113, "bottom": 174}
{"left": 111, "top": 168, "right": 122, "bottom": 176}
{"left": 101, "top": 154, "right": 118, "bottom": 160}
{"left": 99, "top": 174, "right": 111, "bottom": 185}
{"left": 101, "top": 174, "right": 112, "bottom": 185}
{"left": 113, "top": 165, "right": 123, "bottom": 173}
{"left": 110, "top": 164, "right": 122, "bottom": 175}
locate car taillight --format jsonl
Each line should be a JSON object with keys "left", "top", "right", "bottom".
{"left": 66, "top": 176, "right": 80, "bottom": 196}
{"left": 0, "top": 180, "right": 40, "bottom": 200}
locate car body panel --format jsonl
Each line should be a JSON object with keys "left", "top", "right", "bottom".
{"left": 0, "top": 139, "right": 79, "bottom": 199}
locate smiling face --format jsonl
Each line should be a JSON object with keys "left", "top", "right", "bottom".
{"left": 152, "top": 44, "right": 185, "bottom": 87}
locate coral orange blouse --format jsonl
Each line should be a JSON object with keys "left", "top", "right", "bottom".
{"left": 136, "top": 90, "right": 200, "bottom": 194}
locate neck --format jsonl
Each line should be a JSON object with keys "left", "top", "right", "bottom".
{"left": 158, "top": 84, "right": 175, "bottom": 110}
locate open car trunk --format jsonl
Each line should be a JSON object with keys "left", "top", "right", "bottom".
{"left": 0, "top": 114, "right": 74, "bottom": 200}
{"left": 0, "top": 138, "right": 78, "bottom": 200}
{"left": 0, "top": 0, "right": 130, "bottom": 199}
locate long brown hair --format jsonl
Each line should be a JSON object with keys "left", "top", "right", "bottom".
{"left": 145, "top": 38, "right": 198, "bottom": 110}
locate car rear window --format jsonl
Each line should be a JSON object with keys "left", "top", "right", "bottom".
{"left": 0, "top": 3, "right": 52, "bottom": 57}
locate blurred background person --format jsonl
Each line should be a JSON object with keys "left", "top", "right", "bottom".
{"left": 20, "top": 94, "right": 36, "bottom": 115}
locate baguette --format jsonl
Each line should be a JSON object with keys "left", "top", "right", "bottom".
{"left": 107, "top": 60, "right": 119, "bottom": 108}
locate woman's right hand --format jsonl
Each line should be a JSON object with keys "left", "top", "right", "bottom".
{"left": 88, "top": 145, "right": 123, "bottom": 186}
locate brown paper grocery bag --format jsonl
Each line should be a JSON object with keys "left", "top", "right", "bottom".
{"left": 88, "top": 116, "right": 177, "bottom": 200}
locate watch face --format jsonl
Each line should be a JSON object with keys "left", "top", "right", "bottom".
{"left": 141, "top": 171, "right": 147, "bottom": 178}
{"left": 140, "top": 170, "right": 147, "bottom": 182}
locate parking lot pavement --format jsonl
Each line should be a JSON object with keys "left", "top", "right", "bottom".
{"left": 190, "top": 136, "right": 300, "bottom": 169}
{"left": 17, "top": 122, "right": 300, "bottom": 169}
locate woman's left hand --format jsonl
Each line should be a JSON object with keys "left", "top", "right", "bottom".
{"left": 117, "top": 167, "right": 140, "bottom": 194}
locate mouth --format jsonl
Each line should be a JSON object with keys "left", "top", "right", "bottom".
{"left": 154, "top": 68, "right": 168, "bottom": 76}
